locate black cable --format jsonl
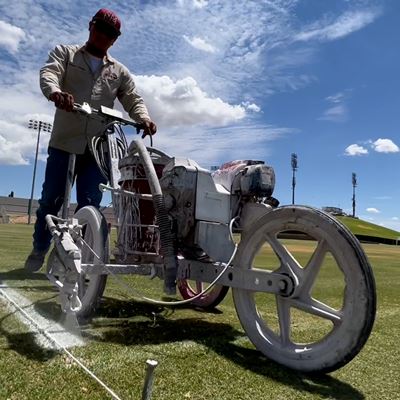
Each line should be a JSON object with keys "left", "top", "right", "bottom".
{"left": 91, "top": 123, "right": 129, "bottom": 181}
{"left": 91, "top": 120, "right": 154, "bottom": 181}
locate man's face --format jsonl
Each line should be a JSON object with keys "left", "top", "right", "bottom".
{"left": 88, "top": 21, "right": 118, "bottom": 53}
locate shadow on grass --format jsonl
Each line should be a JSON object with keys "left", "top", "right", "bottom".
{"left": 211, "top": 343, "right": 365, "bottom": 400}
{"left": 90, "top": 297, "right": 364, "bottom": 400}
{"left": 0, "top": 268, "right": 48, "bottom": 282}
{"left": 2, "top": 293, "right": 364, "bottom": 399}
{"left": 0, "top": 309, "right": 58, "bottom": 362}
{"left": 0, "top": 269, "right": 57, "bottom": 293}
{"left": 0, "top": 268, "right": 66, "bottom": 362}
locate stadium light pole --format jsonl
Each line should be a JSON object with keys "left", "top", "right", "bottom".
{"left": 352, "top": 172, "right": 357, "bottom": 218}
{"left": 27, "top": 120, "right": 52, "bottom": 224}
{"left": 291, "top": 153, "right": 298, "bottom": 205}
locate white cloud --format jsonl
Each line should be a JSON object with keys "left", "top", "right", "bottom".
{"left": 0, "top": 20, "right": 26, "bottom": 53}
{"left": 134, "top": 74, "right": 246, "bottom": 128}
{"left": 294, "top": 10, "right": 380, "bottom": 42}
{"left": 326, "top": 93, "right": 346, "bottom": 103}
{"left": 153, "top": 123, "right": 294, "bottom": 166}
{"left": 177, "top": 0, "right": 208, "bottom": 8}
{"left": 345, "top": 144, "right": 368, "bottom": 156}
{"left": 242, "top": 101, "right": 261, "bottom": 113}
{"left": 0, "top": 1, "right": 383, "bottom": 170}
{"left": 0, "top": 113, "right": 52, "bottom": 165}
{"left": 0, "top": 70, "right": 54, "bottom": 165}
{"left": 319, "top": 90, "right": 351, "bottom": 122}
{"left": 121, "top": 1, "right": 319, "bottom": 98}
{"left": 183, "top": 35, "right": 216, "bottom": 53}
{"left": 320, "top": 104, "right": 347, "bottom": 122}
{"left": 371, "top": 138, "right": 399, "bottom": 153}
{"left": 343, "top": 138, "right": 400, "bottom": 157}
{"left": 193, "top": 0, "right": 208, "bottom": 8}
{"left": 392, "top": 217, "right": 399, "bottom": 221}
{"left": 366, "top": 207, "right": 380, "bottom": 214}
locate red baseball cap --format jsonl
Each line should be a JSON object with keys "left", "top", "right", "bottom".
{"left": 91, "top": 8, "right": 121, "bottom": 36}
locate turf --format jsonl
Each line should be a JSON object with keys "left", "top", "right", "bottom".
{"left": 0, "top": 223, "right": 399, "bottom": 399}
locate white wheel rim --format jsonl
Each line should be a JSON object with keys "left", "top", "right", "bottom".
{"left": 233, "top": 207, "right": 374, "bottom": 371}
{"left": 74, "top": 207, "right": 107, "bottom": 311}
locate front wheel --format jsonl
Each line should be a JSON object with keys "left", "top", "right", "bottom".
{"left": 74, "top": 206, "right": 109, "bottom": 319}
{"left": 233, "top": 206, "right": 376, "bottom": 373}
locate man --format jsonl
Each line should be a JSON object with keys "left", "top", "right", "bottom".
{"left": 25, "top": 8, "right": 157, "bottom": 271}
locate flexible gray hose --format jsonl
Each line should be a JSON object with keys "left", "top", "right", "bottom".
{"left": 128, "top": 140, "right": 178, "bottom": 295}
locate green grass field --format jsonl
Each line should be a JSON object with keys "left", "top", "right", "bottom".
{"left": 0, "top": 223, "right": 399, "bottom": 400}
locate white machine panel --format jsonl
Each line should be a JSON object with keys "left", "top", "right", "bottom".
{"left": 195, "top": 170, "right": 231, "bottom": 224}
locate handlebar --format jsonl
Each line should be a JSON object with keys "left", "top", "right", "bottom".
{"left": 73, "top": 102, "right": 142, "bottom": 130}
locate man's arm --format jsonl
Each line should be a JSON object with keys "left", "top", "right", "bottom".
{"left": 40, "top": 45, "right": 68, "bottom": 99}
{"left": 118, "top": 69, "right": 157, "bottom": 137}
{"left": 40, "top": 45, "right": 74, "bottom": 111}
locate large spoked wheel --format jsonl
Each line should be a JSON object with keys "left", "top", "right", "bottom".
{"left": 233, "top": 206, "right": 376, "bottom": 373}
{"left": 177, "top": 279, "right": 229, "bottom": 309}
{"left": 74, "top": 206, "right": 109, "bottom": 320}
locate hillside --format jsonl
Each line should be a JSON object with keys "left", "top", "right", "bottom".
{"left": 337, "top": 216, "right": 400, "bottom": 244}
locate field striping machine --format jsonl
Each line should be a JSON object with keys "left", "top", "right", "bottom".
{"left": 45, "top": 102, "right": 376, "bottom": 373}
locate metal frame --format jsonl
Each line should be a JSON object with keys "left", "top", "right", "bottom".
{"left": 80, "top": 259, "right": 293, "bottom": 296}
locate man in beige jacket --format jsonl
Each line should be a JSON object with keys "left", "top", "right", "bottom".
{"left": 25, "top": 8, "right": 157, "bottom": 271}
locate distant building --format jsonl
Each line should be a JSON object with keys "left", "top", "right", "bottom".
{"left": 322, "top": 206, "right": 345, "bottom": 216}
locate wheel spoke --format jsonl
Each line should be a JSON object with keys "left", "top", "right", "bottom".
{"left": 276, "top": 297, "right": 291, "bottom": 345}
{"left": 291, "top": 297, "right": 342, "bottom": 324}
{"left": 265, "top": 233, "right": 303, "bottom": 277}
{"left": 299, "top": 239, "right": 328, "bottom": 295}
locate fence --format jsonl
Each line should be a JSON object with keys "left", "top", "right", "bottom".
{"left": 0, "top": 196, "right": 116, "bottom": 225}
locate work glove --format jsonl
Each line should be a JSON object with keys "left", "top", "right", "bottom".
{"left": 49, "top": 91, "right": 75, "bottom": 112}
{"left": 141, "top": 120, "right": 157, "bottom": 139}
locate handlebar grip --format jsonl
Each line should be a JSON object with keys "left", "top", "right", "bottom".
{"left": 72, "top": 102, "right": 143, "bottom": 130}
{"left": 73, "top": 102, "right": 93, "bottom": 115}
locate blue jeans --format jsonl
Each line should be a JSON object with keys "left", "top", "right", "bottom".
{"left": 33, "top": 146, "right": 107, "bottom": 252}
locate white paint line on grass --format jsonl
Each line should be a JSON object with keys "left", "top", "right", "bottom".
{"left": 0, "top": 284, "right": 124, "bottom": 400}
{"left": 0, "top": 283, "right": 85, "bottom": 349}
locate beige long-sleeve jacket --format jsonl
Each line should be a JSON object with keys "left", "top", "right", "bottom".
{"left": 40, "top": 44, "right": 151, "bottom": 154}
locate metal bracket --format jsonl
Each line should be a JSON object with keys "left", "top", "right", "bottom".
{"left": 81, "top": 263, "right": 161, "bottom": 277}
{"left": 177, "top": 259, "right": 294, "bottom": 296}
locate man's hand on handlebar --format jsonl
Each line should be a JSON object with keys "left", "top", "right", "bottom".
{"left": 49, "top": 91, "right": 75, "bottom": 112}
{"left": 140, "top": 120, "right": 157, "bottom": 139}
{"left": 58, "top": 100, "right": 157, "bottom": 138}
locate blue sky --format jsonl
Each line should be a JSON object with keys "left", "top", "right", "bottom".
{"left": 0, "top": 0, "right": 399, "bottom": 230}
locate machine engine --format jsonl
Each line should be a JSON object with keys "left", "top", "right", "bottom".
{"left": 212, "top": 160, "right": 275, "bottom": 198}
{"left": 159, "top": 158, "right": 209, "bottom": 240}
{"left": 160, "top": 158, "right": 275, "bottom": 262}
